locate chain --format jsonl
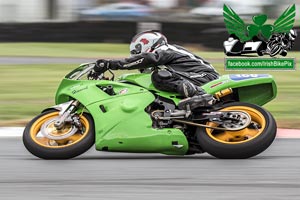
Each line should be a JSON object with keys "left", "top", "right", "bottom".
{"left": 172, "top": 119, "right": 232, "bottom": 131}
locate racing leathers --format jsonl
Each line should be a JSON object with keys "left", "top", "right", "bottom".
{"left": 96, "top": 44, "right": 219, "bottom": 109}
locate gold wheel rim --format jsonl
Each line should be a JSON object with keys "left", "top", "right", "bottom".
{"left": 30, "top": 112, "right": 90, "bottom": 148}
{"left": 205, "top": 106, "right": 266, "bottom": 144}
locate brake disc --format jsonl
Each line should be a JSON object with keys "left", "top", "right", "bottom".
{"left": 40, "top": 117, "right": 78, "bottom": 140}
{"left": 220, "top": 111, "right": 252, "bottom": 130}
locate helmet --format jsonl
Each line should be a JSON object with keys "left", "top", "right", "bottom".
{"left": 129, "top": 30, "right": 167, "bottom": 56}
{"left": 288, "top": 29, "right": 297, "bottom": 41}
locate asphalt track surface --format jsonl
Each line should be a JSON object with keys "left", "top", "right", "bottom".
{"left": 0, "top": 138, "right": 300, "bottom": 200}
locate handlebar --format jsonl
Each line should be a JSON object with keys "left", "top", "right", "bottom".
{"left": 66, "top": 62, "right": 114, "bottom": 81}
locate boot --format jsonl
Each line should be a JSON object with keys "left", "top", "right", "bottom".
{"left": 178, "top": 94, "right": 216, "bottom": 110}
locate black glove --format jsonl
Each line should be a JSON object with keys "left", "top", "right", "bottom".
{"left": 88, "top": 70, "right": 100, "bottom": 80}
{"left": 94, "top": 59, "right": 110, "bottom": 74}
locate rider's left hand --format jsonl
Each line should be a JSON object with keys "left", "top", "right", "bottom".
{"left": 88, "top": 70, "right": 100, "bottom": 80}
{"left": 94, "top": 59, "right": 110, "bottom": 74}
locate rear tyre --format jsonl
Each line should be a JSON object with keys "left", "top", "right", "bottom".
{"left": 196, "top": 102, "right": 276, "bottom": 159}
{"left": 23, "top": 110, "right": 95, "bottom": 159}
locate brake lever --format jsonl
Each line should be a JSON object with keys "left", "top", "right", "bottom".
{"left": 108, "top": 69, "right": 115, "bottom": 81}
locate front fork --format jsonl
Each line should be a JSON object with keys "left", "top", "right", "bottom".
{"left": 54, "top": 100, "right": 80, "bottom": 130}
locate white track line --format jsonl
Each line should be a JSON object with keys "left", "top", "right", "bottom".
{"left": 276, "top": 129, "right": 300, "bottom": 138}
{"left": 0, "top": 127, "right": 300, "bottom": 138}
{"left": 0, "top": 127, "right": 24, "bottom": 137}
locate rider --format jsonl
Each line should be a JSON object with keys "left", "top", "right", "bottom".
{"left": 93, "top": 30, "right": 219, "bottom": 110}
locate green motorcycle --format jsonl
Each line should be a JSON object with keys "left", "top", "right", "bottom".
{"left": 23, "top": 63, "right": 277, "bottom": 159}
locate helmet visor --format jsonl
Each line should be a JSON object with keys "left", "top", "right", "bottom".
{"left": 130, "top": 43, "right": 142, "bottom": 56}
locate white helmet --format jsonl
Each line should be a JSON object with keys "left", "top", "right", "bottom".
{"left": 288, "top": 29, "right": 297, "bottom": 41}
{"left": 129, "top": 30, "right": 168, "bottom": 56}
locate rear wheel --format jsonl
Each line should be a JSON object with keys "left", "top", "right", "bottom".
{"left": 23, "top": 110, "right": 95, "bottom": 159}
{"left": 196, "top": 102, "right": 276, "bottom": 159}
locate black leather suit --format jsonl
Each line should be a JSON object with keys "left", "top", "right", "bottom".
{"left": 109, "top": 44, "right": 219, "bottom": 97}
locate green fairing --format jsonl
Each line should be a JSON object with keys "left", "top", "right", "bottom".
{"left": 119, "top": 73, "right": 277, "bottom": 106}
{"left": 55, "top": 77, "right": 188, "bottom": 155}
{"left": 202, "top": 74, "right": 277, "bottom": 105}
{"left": 54, "top": 69, "right": 276, "bottom": 155}
{"left": 118, "top": 73, "right": 182, "bottom": 104}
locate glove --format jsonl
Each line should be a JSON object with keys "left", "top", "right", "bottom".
{"left": 88, "top": 70, "right": 100, "bottom": 80}
{"left": 94, "top": 59, "right": 110, "bottom": 74}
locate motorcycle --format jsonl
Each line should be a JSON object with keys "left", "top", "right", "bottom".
{"left": 23, "top": 63, "right": 277, "bottom": 159}
{"left": 266, "top": 30, "right": 297, "bottom": 57}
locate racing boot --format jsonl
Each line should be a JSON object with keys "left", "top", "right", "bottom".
{"left": 178, "top": 94, "right": 216, "bottom": 110}
{"left": 177, "top": 81, "right": 216, "bottom": 110}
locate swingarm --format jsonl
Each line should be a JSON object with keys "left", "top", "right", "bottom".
{"left": 151, "top": 109, "right": 251, "bottom": 131}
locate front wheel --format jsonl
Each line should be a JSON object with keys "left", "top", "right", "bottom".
{"left": 23, "top": 110, "right": 95, "bottom": 159}
{"left": 196, "top": 102, "right": 277, "bottom": 159}
{"left": 269, "top": 45, "right": 282, "bottom": 57}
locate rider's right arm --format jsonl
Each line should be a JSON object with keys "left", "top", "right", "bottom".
{"left": 109, "top": 50, "right": 173, "bottom": 70}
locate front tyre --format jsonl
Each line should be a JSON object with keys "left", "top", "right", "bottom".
{"left": 196, "top": 102, "right": 277, "bottom": 159}
{"left": 23, "top": 110, "right": 95, "bottom": 159}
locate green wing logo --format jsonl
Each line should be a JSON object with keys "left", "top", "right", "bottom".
{"left": 273, "top": 4, "right": 296, "bottom": 33}
{"left": 223, "top": 4, "right": 250, "bottom": 42}
{"left": 223, "top": 4, "right": 296, "bottom": 42}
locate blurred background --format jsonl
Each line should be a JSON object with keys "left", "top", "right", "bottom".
{"left": 0, "top": 0, "right": 298, "bottom": 22}
{"left": 0, "top": 0, "right": 299, "bottom": 128}
{"left": 0, "top": 0, "right": 299, "bottom": 45}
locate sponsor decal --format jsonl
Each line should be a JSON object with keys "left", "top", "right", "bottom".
{"left": 71, "top": 85, "right": 88, "bottom": 94}
{"left": 229, "top": 74, "right": 269, "bottom": 81}
{"left": 119, "top": 88, "right": 128, "bottom": 95}
{"left": 123, "top": 58, "right": 145, "bottom": 68}
{"left": 210, "top": 80, "right": 229, "bottom": 88}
